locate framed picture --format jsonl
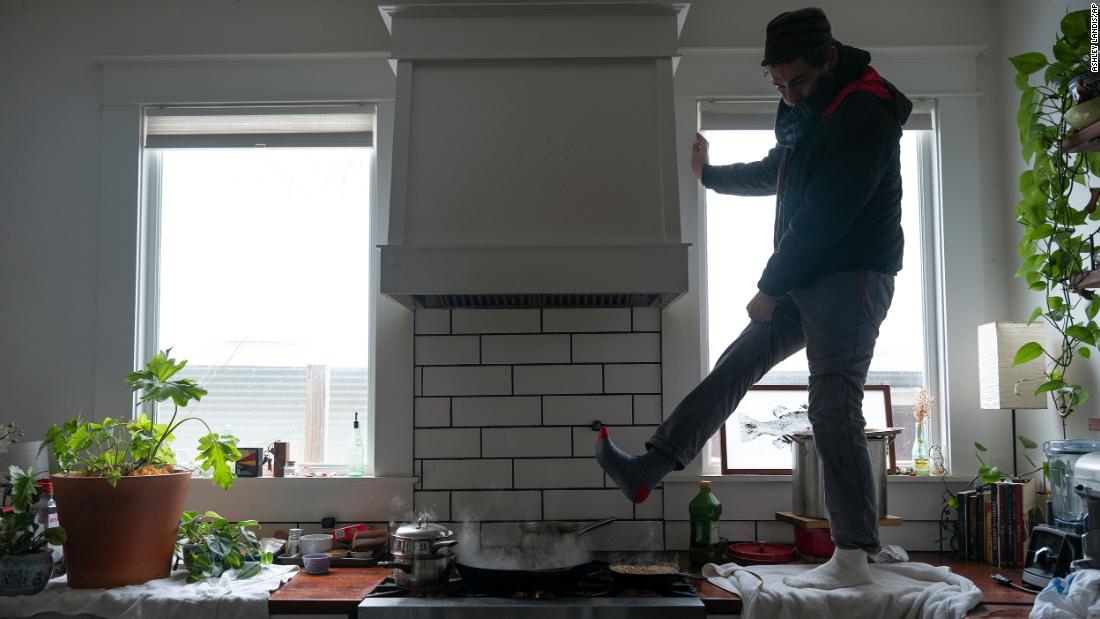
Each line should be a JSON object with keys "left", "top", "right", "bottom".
{"left": 235, "top": 447, "right": 262, "bottom": 477}
{"left": 720, "top": 384, "right": 895, "bottom": 474}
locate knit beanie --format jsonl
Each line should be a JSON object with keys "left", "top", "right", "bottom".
{"left": 761, "top": 7, "right": 833, "bottom": 67}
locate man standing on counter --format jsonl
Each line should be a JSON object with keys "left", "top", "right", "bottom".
{"left": 595, "top": 7, "right": 912, "bottom": 589}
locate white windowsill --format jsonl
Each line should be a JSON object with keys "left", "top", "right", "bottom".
{"left": 664, "top": 473, "right": 974, "bottom": 484}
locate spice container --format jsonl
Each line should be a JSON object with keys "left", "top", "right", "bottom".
{"left": 286, "top": 528, "right": 302, "bottom": 557}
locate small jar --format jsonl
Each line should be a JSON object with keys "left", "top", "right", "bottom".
{"left": 287, "top": 528, "right": 303, "bottom": 557}
{"left": 285, "top": 461, "right": 297, "bottom": 478}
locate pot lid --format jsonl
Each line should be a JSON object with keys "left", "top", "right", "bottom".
{"left": 394, "top": 515, "right": 453, "bottom": 541}
{"left": 789, "top": 427, "right": 902, "bottom": 440}
{"left": 726, "top": 541, "right": 798, "bottom": 564}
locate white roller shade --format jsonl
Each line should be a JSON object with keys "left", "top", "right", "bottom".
{"left": 700, "top": 99, "right": 934, "bottom": 131}
{"left": 144, "top": 104, "right": 375, "bottom": 148}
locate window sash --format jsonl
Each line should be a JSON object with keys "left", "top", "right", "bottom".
{"left": 700, "top": 126, "right": 943, "bottom": 474}
{"left": 699, "top": 99, "right": 935, "bottom": 131}
{"left": 144, "top": 104, "right": 375, "bottom": 148}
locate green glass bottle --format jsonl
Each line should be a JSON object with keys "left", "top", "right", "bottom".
{"left": 689, "top": 480, "right": 722, "bottom": 568}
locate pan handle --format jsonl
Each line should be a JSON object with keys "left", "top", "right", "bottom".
{"left": 576, "top": 517, "right": 616, "bottom": 536}
{"left": 378, "top": 561, "right": 411, "bottom": 573}
{"left": 431, "top": 539, "right": 459, "bottom": 553}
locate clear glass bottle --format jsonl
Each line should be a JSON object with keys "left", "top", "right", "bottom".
{"left": 32, "top": 480, "right": 61, "bottom": 562}
{"left": 689, "top": 480, "right": 722, "bottom": 568}
{"left": 348, "top": 412, "right": 364, "bottom": 478}
{"left": 911, "top": 418, "right": 930, "bottom": 476}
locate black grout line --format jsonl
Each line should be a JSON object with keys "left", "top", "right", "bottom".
{"left": 511, "top": 459, "right": 515, "bottom": 489}
{"left": 410, "top": 329, "right": 654, "bottom": 337}
{"left": 631, "top": 394, "right": 636, "bottom": 425}
{"left": 448, "top": 397, "right": 453, "bottom": 428}
{"left": 510, "top": 365, "right": 515, "bottom": 395}
{"left": 630, "top": 308, "right": 634, "bottom": 332}
{"left": 478, "top": 334, "right": 483, "bottom": 364}
{"left": 413, "top": 361, "right": 660, "bottom": 368}
{"left": 448, "top": 309, "right": 453, "bottom": 335}
{"left": 601, "top": 365, "right": 606, "bottom": 394}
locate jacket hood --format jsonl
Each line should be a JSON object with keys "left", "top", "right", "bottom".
{"left": 834, "top": 42, "right": 913, "bottom": 126}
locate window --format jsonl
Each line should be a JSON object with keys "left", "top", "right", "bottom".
{"left": 140, "top": 105, "right": 375, "bottom": 471}
{"left": 700, "top": 101, "right": 940, "bottom": 473}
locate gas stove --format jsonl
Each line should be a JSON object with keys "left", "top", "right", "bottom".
{"left": 357, "top": 561, "right": 707, "bottom": 618}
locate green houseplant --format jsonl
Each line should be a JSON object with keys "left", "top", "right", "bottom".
{"left": 0, "top": 456, "right": 67, "bottom": 596}
{"left": 176, "top": 510, "right": 271, "bottom": 583}
{"left": 1011, "top": 9, "right": 1100, "bottom": 436}
{"left": 41, "top": 350, "right": 242, "bottom": 588}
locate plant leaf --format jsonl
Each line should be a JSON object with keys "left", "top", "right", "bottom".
{"left": 1013, "top": 341, "right": 1045, "bottom": 365}
{"left": 236, "top": 562, "right": 262, "bottom": 580}
{"left": 1010, "top": 52, "right": 1048, "bottom": 75}
{"left": 1019, "top": 435, "right": 1039, "bottom": 450}
{"left": 975, "top": 442, "right": 988, "bottom": 452}
{"left": 196, "top": 433, "right": 241, "bottom": 490}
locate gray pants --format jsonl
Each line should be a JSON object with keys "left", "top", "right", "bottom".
{"left": 647, "top": 270, "right": 895, "bottom": 552}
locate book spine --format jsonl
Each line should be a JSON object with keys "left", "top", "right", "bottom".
{"left": 957, "top": 493, "right": 968, "bottom": 560}
{"left": 975, "top": 491, "right": 983, "bottom": 561}
{"left": 968, "top": 494, "right": 976, "bottom": 562}
{"left": 981, "top": 490, "right": 990, "bottom": 567}
{"left": 990, "top": 484, "right": 998, "bottom": 567}
{"left": 1007, "top": 485, "right": 1012, "bottom": 567}
{"left": 1015, "top": 482, "right": 1025, "bottom": 567}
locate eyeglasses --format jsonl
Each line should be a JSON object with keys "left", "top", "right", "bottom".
{"left": 764, "top": 68, "right": 822, "bottom": 94}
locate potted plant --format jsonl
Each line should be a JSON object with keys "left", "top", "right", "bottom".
{"left": 1011, "top": 8, "right": 1098, "bottom": 435}
{"left": 40, "top": 349, "right": 241, "bottom": 588}
{"left": 175, "top": 510, "right": 271, "bottom": 583}
{"left": 0, "top": 465, "right": 67, "bottom": 596}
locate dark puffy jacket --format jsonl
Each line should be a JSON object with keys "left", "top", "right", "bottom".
{"left": 701, "top": 44, "right": 913, "bottom": 297}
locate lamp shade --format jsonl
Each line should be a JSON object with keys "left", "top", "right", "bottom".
{"left": 978, "top": 321, "right": 1047, "bottom": 410}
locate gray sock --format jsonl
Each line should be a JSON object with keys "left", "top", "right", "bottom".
{"left": 595, "top": 427, "right": 677, "bottom": 503}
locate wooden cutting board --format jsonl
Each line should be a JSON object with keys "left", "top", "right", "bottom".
{"left": 268, "top": 566, "right": 390, "bottom": 615}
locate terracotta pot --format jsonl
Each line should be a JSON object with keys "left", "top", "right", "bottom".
{"left": 52, "top": 471, "right": 191, "bottom": 588}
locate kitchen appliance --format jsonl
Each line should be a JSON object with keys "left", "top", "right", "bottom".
{"left": 784, "top": 428, "right": 901, "bottom": 520}
{"left": 1044, "top": 439, "right": 1100, "bottom": 529}
{"left": 358, "top": 559, "right": 706, "bottom": 619}
{"left": 1067, "top": 451, "right": 1100, "bottom": 572}
{"left": 1022, "top": 447, "right": 1100, "bottom": 587}
{"left": 1022, "top": 524, "right": 1082, "bottom": 588}
{"left": 379, "top": 516, "right": 459, "bottom": 589}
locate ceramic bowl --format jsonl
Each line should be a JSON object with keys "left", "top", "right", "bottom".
{"left": 299, "top": 534, "right": 333, "bottom": 555}
{"left": 326, "top": 549, "right": 349, "bottom": 559}
{"left": 302, "top": 553, "right": 331, "bottom": 575}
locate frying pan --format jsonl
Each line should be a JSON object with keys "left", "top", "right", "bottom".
{"left": 455, "top": 548, "right": 590, "bottom": 593}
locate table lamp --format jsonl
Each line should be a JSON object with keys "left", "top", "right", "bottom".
{"left": 978, "top": 321, "right": 1048, "bottom": 477}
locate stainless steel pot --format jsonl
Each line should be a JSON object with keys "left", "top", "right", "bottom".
{"left": 518, "top": 517, "right": 616, "bottom": 548}
{"left": 783, "top": 428, "right": 901, "bottom": 520}
{"left": 379, "top": 515, "right": 458, "bottom": 589}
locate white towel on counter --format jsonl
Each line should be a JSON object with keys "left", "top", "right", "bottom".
{"left": 1030, "top": 569, "right": 1100, "bottom": 619}
{"left": 702, "top": 561, "right": 982, "bottom": 619}
{"left": 0, "top": 564, "right": 298, "bottom": 619}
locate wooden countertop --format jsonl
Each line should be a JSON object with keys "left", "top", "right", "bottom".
{"left": 268, "top": 552, "right": 1038, "bottom": 617}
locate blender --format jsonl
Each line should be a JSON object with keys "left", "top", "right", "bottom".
{"left": 1023, "top": 440, "right": 1100, "bottom": 587}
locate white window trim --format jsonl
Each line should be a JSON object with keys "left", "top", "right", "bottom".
{"left": 665, "top": 45, "right": 990, "bottom": 481}
{"left": 693, "top": 123, "right": 944, "bottom": 474}
{"left": 93, "top": 53, "right": 411, "bottom": 482}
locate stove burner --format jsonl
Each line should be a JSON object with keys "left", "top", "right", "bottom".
{"left": 365, "top": 561, "right": 697, "bottom": 600}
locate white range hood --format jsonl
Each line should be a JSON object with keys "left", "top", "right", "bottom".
{"left": 378, "top": 0, "right": 691, "bottom": 309}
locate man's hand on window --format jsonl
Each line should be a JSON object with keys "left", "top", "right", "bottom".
{"left": 691, "top": 132, "right": 709, "bottom": 182}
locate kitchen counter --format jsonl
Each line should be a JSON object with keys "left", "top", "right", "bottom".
{"left": 268, "top": 552, "right": 1038, "bottom": 618}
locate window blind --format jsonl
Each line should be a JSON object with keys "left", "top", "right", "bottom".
{"left": 700, "top": 99, "right": 934, "bottom": 131}
{"left": 144, "top": 104, "right": 375, "bottom": 148}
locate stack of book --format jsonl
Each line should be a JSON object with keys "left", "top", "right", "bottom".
{"left": 955, "top": 480, "right": 1030, "bottom": 567}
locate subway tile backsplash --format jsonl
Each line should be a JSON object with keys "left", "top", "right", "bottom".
{"left": 413, "top": 307, "right": 666, "bottom": 550}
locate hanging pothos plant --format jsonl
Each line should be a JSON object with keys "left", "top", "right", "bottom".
{"left": 1011, "top": 8, "right": 1100, "bottom": 438}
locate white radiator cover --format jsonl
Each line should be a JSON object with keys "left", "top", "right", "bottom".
{"left": 378, "top": 1, "right": 691, "bottom": 309}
